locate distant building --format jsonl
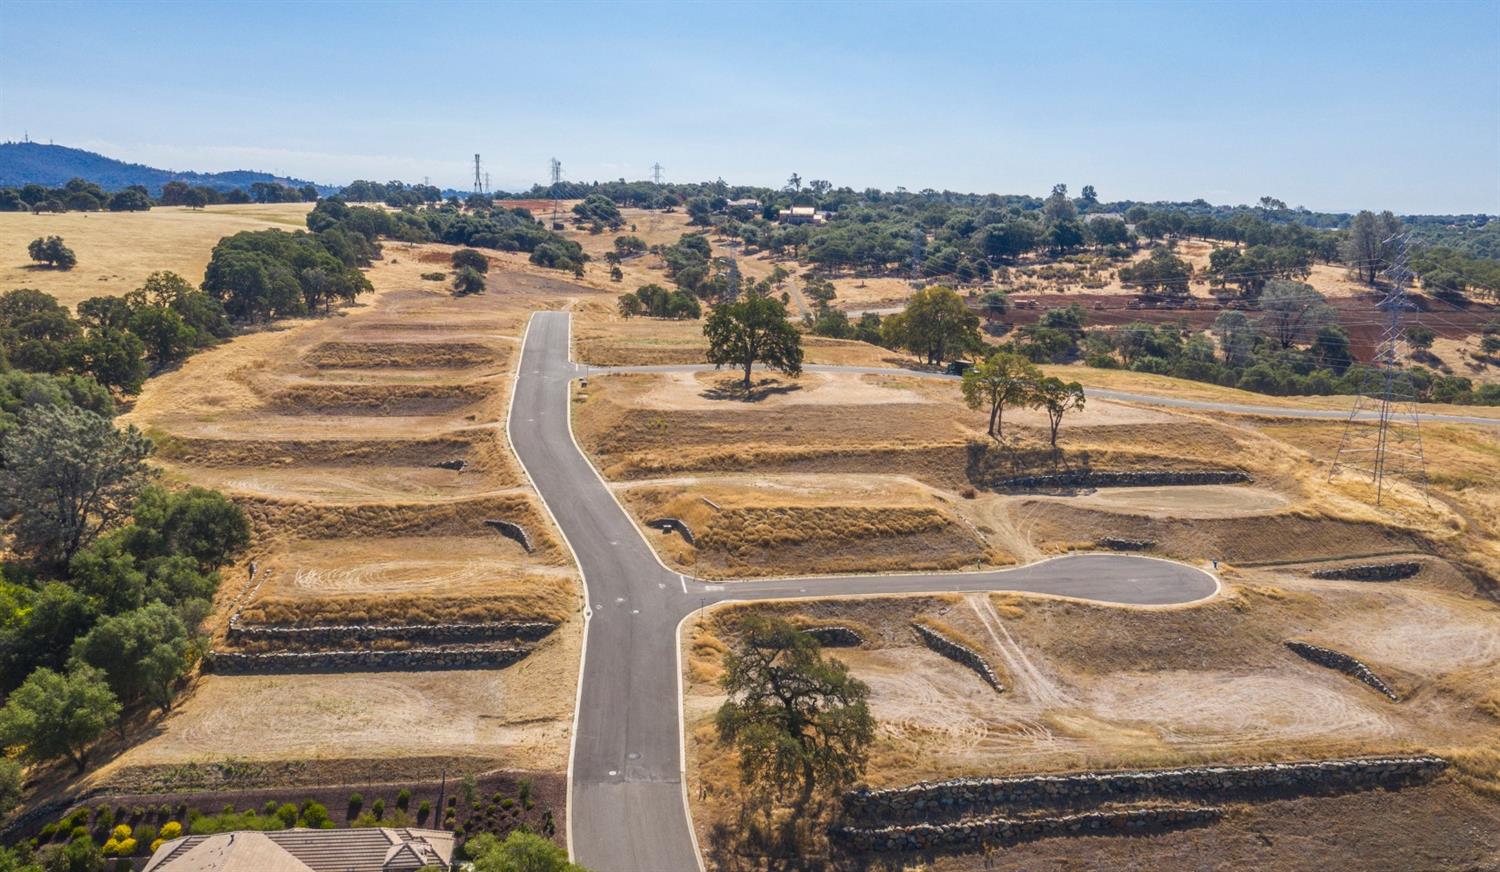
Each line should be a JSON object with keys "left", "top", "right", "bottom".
{"left": 777, "top": 205, "right": 827, "bottom": 226}
{"left": 142, "top": 827, "right": 455, "bottom": 872}
{"left": 1081, "top": 212, "right": 1125, "bottom": 224}
{"left": 726, "top": 198, "right": 761, "bottom": 209}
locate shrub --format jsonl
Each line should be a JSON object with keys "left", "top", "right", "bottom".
{"left": 134, "top": 824, "right": 157, "bottom": 851}
{"left": 500, "top": 798, "right": 514, "bottom": 810}
{"left": 418, "top": 800, "right": 431, "bottom": 816}
{"left": 111, "top": 825, "right": 131, "bottom": 841}
{"left": 420, "top": 271, "right": 446, "bottom": 281}
{"left": 275, "top": 803, "right": 298, "bottom": 827}
{"left": 371, "top": 798, "right": 384, "bottom": 819}
{"left": 150, "top": 838, "right": 165, "bottom": 852}
{"left": 396, "top": 789, "right": 411, "bottom": 811}
{"left": 159, "top": 821, "right": 182, "bottom": 840}
{"left": 298, "top": 801, "right": 332, "bottom": 829}
{"left": 347, "top": 793, "right": 363, "bottom": 814}
{"left": 262, "top": 801, "right": 279, "bottom": 816}
{"left": 518, "top": 778, "right": 532, "bottom": 809}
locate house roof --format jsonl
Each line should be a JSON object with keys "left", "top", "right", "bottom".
{"left": 143, "top": 827, "right": 456, "bottom": 872}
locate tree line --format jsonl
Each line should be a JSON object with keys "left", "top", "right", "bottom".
{"left": 0, "top": 177, "right": 321, "bottom": 213}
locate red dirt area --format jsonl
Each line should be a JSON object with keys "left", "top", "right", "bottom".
{"left": 997, "top": 291, "right": 1497, "bottom": 363}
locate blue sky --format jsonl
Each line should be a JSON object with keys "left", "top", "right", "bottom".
{"left": 2, "top": 0, "right": 1496, "bottom": 213}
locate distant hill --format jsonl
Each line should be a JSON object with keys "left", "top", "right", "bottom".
{"left": 0, "top": 141, "right": 329, "bottom": 195}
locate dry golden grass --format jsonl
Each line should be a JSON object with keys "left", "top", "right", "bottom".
{"left": 620, "top": 475, "right": 1003, "bottom": 578}
{"left": 113, "top": 257, "right": 588, "bottom": 773}
{"left": 0, "top": 203, "right": 313, "bottom": 308}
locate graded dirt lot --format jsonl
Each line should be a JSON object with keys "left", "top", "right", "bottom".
{"left": 96, "top": 249, "right": 596, "bottom": 788}
{"left": 0, "top": 203, "right": 313, "bottom": 307}
{"left": 553, "top": 323, "right": 1500, "bottom": 868}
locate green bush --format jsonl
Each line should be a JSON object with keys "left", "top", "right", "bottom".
{"left": 396, "top": 789, "right": 411, "bottom": 811}
{"left": 298, "top": 801, "right": 332, "bottom": 830}
{"left": 371, "top": 798, "right": 384, "bottom": 819}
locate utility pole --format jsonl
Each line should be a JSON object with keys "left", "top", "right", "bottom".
{"left": 472, "top": 154, "right": 483, "bottom": 196}
{"left": 1328, "top": 232, "right": 1429, "bottom": 506}
{"left": 549, "top": 158, "right": 563, "bottom": 229}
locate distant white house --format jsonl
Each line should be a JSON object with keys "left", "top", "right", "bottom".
{"left": 142, "top": 827, "right": 455, "bottom": 872}
{"left": 777, "top": 205, "right": 827, "bottom": 226}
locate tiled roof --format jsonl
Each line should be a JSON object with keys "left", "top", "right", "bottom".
{"left": 143, "top": 827, "right": 456, "bottom": 872}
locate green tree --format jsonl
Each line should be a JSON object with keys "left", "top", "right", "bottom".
{"left": 467, "top": 831, "right": 589, "bottom": 872}
{"left": 704, "top": 294, "right": 803, "bottom": 390}
{"left": 129, "top": 306, "right": 194, "bottom": 369}
{"left": 451, "top": 267, "right": 486, "bottom": 296}
{"left": 70, "top": 603, "right": 190, "bottom": 711}
{"left": 715, "top": 617, "right": 873, "bottom": 809}
{"left": 1343, "top": 210, "right": 1402, "bottom": 285}
{"left": 0, "top": 757, "right": 22, "bottom": 815}
{"left": 1034, "top": 377, "right": 1085, "bottom": 447}
{"left": 0, "top": 664, "right": 119, "bottom": 772}
{"left": 1212, "top": 310, "right": 1254, "bottom": 365}
{"left": 106, "top": 189, "right": 152, "bottom": 212}
{"left": 961, "top": 351, "right": 1040, "bottom": 440}
{"left": 450, "top": 248, "right": 490, "bottom": 274}
{"left": 75, "top": 329, "right": 147, "bottom": 394}
{"left": 1257, "top": 280, "right": 1333, "bottom": 349}
{"left": 888, "top": 286, "right": 981, "bottom": 364}
{"left": 616, "top": 294, "right": 643, "bottom": 318}
{"left": 0, "top": 405, "right": 155, "bottom": 567}
{"left": 1405, "top": 324, "right": 1436, "bottom": 351}
{"left": 0, "top": 289, "right": 82, "bottom": 374}
{"left": 26, "top": 236, "right": 76, "bottom": 270}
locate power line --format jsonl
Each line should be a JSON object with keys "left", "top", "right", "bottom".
{"left": 1328, "top": 232, "right": 1430, "bottom": 507}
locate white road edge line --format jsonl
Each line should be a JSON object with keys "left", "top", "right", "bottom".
{"left": 555, "top": 314, "right": 708, "bottom": 872}
{"left": 506, "top": 313, "right": 593, "bottom": 863}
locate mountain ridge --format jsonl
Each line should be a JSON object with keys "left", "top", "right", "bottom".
{"left": 0, "top": 141, "right": 329, "bottom": 194}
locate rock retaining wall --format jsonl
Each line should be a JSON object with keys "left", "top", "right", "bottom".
{"left": 911, "top": 623, "right": 1003, "bottom": 692}
{"left": 1096, "top": 537, "right": 1155, "bottom": 551}
{"left": 1285, "top": 641, "right": 1400, "bottom": 700}
{"left": 832, "top": 805, "right": 1222, "bottom": 852}
{"left": 226, "top": 620, "right": 556, "bottom": 649}
{"left": 803, "top": 626, "right": 864, "bottom": 647}
{"left": 646, "top": 517, "right": 695, "bottom": 545}
{"left": 996, "top": 470, "right": 1250, "bottom": 492}
{"left": 484, "top": 519, "right": 533, "bottom": 553}
{"left": 1310, "top": 561, "right": 1421, "bottom": 582}
{"left": 207, "top": 644, "right": 530, "bottom": 674}
{"left": 842, "top": 755, "right": 1445, "bottom": 821}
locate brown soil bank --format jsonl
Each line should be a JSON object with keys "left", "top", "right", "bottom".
{"left": 304, "top": 340, "right": 504, "bottom": 369}
{"left": 1023, "top": 502, "right": 1422, "bottom": 565}
{"left": 621, "top": 481, "right": 1005, "bottom": 578}
{"left": 920, "top": 780, "right": 1499, "bottom": 871}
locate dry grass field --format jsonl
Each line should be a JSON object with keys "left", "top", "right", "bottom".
{"left": 557, "top": 319, "right": 1500, "bottom": 867}
{"left": 95, "top": 248, "right": 594, "bottom": 788}
{"left": 0, "top": 203, "right": 313, "bottom": 308}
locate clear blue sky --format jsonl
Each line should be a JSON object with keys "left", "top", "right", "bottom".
{"left": 2, "top": 0, "right": 1497, "bottom": 213}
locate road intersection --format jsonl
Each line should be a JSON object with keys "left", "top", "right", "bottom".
{"left": 508, "top": 311, "right": 1222, "bottom": 871}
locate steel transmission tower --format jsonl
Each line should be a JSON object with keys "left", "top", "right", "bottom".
{"left": 473, "top": 155, "right": 483, "bottom": 195}
{"left": 651, "top": 162, "right": 664, "bottom": 185}
{"left": 549, "top": 158, "right": 563, "bottom": 228}
{"left": 1328, "top": 232, "right": 1429, "bottom": 506}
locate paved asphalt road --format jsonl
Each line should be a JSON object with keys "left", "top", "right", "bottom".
{"left": 595, "top": 363, "right": 1500, "bottom": 428}
{"left": 509, "top": 312, "right": 1220, "bottom": 872}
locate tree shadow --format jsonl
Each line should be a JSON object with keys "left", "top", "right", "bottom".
{"left": 700, "top": 377, "right": 804, "bottom": 403}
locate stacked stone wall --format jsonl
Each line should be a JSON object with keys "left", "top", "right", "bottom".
{"left": 1310, "top": 561, "right": 1421, "bottom": 582}
{"left": 996, "top": 469, "right": 1249, "bottom": 492}
{"left": 803, "top": 626, "right": 864, "bottom": 647}
{"left": 911, "top": 623, "right": 1003, "bottom": 692}
{"left": 484, "top": 519, "right": 532, "bottom": 552}
{"left": 208, "top": 644, "right": 530, "bottom": 674}
{"left": 226, "top": 619, "right": 555, "bottom": 649}
{"left": 1285, "top": 641, "right": 1400, "bottom": 700}
{"left": 841, "top": 755, "right": 1444, "bottom": 822}
{"left": 832, "top": 805, "right": 1222, "bottom": 852}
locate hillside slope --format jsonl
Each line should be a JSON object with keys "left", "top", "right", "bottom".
{"left": 0, "top": 141, "right": 326, "bottom": 193}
